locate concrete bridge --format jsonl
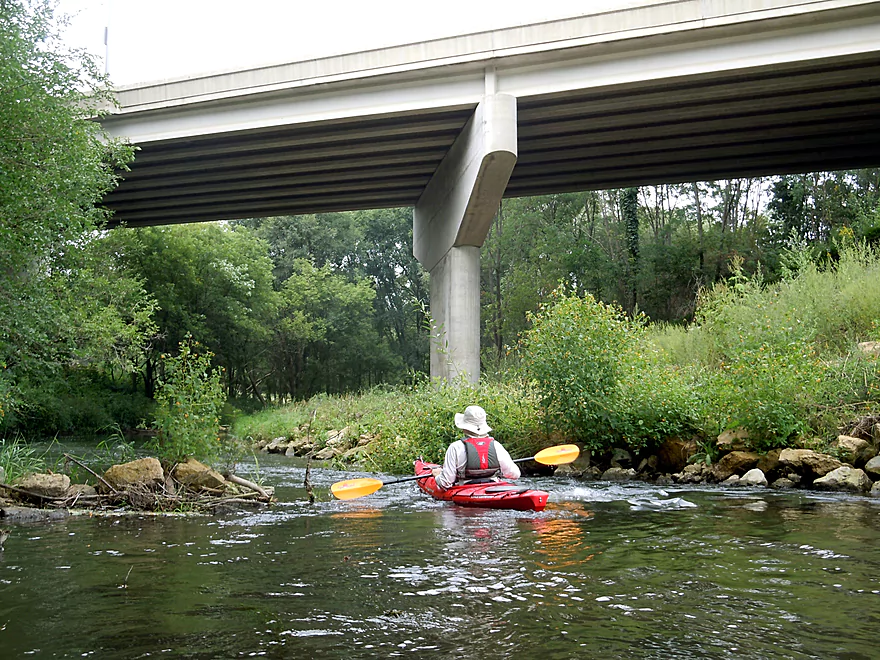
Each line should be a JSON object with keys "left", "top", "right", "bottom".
{"left": 100, "top": 0, "right": 880, "bottom": 382}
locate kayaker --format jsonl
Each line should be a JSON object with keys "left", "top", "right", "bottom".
{"left": 432, "top": 405, "right": 521, "bottom": 490}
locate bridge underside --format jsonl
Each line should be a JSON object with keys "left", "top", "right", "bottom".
{"left": 104, "top": 52, "right": 880, "bottom": 228}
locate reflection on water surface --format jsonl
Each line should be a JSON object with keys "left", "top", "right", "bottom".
{"left": 0, "top": 454, "right": 878, "bottom": 659}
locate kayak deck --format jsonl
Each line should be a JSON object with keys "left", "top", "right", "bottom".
{"left": 414, "top": 459, "right": 548, "bottom": 512}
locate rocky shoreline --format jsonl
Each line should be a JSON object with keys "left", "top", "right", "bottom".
{"left": 258, "top": 416, "right": 880, "bottom": 496}
{"left": 0, "top": 456, "right": 274, "bottom": 524}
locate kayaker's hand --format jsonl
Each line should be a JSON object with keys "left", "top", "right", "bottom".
{"left": 431, "top": 468, "right": 442, "bottom": 478}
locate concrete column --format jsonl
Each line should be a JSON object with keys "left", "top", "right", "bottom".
{"left": 413, "top": 85, "right": 517, "bottom": 383}
{"left": 428, "top": 246, "right": 481, "bottom": 382}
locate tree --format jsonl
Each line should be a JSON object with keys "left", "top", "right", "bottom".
{"left": 0, "top": 0, "right": 152, "bottom": 431}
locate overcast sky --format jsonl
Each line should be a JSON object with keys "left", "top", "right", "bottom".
{"left": 57, "top": 0, "right": 643, "bottom": 86}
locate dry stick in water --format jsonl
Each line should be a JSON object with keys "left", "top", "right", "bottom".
{"left": 226, "top": 473, "right": 270, "bottom": 500}
{"left": 304, "top": 409, "right": 316, "bottom": 504}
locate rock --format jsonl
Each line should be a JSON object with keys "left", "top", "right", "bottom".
{"left": 325, "top": 427, "right": 351, "bottom": 448}
{"left": 285, "top": 437, "right": 316, "bottom": 457}
{"left": 16, "top": 473, "right": 70, "bottom": 498}
{"left": 656, "top": 474, "right": 674, "bottom": 486}
{"left": 65, "top": 483, "right": 97, "bottom": 499}
{"left": 102, "top": 457, "right": 164, "bottom": 492}
{"left": 656, "top": 437, "right": 698, "bottom": 473}
{"left": 717, "top": 428, "right": 750, "bottom": 452}
{"left": 173, "top": 458, "right": 227, "bottom": 491}
{"left": 637, "top": 455, "right": 659, "bottom": 474}
{"left": 771, "top": 477, "right": 796, "bottom": 489}
{"left": 778, "top": 449, "right": 842, "bottom": 478}
{"left": 864, "top": 455, "right": 880, "bottom": 478}
{"left": 832, "top": 435, "right": 875, "bottom": 466}
{"left": 264, "top": 437, "right": 290, "bottom": 454}
{"left": 871, "top": 481, "right": 880, "bottom": 498}
{"left": 712, "top": 451, "right": 760, "bottom": 482}
{"left": 674, "top": 462, "right": 708, "bottom": 484}
{"left": 722, "top": 474, "right": 741, "bottom": 485}
{"left": 314, "top": 446, "right": 337, "bottom": 461}
{"left": 0, "top": 506, "right": 69, "bottom": 523}
{"left": 740, "top": 468, "right": 768, "bottom": 487}
{"left": 813, "top": 466, "right": 872, "bottom": 493}
{"left": 610, "top": 448, "right": 633, "bottom": 468}
{"left": 785, "top": 473, "right": 802, "bottom": 486}
{"left": 757, "top": 448, "right": 783, "bottom": 478}
{"left": 357, "top": 433, "right": 375, "bottom": 447}
{"left": 857, "top": 341, "right": 880, "bottom": 356}
{"left": 600, "top": 467, "right": 636, "bottom": 481}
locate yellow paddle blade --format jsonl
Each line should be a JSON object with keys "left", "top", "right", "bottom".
{"left": 330, "top": 477, "right": 384, "bottom": 500}
{"left": 533, "top": 444, "right": 580, "bottom": 465}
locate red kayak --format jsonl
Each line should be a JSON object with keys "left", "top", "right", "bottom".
{"left": 414, "top": 459, "right": 549, "bottom": 512}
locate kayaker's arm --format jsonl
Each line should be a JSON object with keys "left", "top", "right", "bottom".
{"left": 495, "top": 443, "right": 521, "bottom": 480}
{"left": 435, "top": 442, "right": 464, "bottom": 490}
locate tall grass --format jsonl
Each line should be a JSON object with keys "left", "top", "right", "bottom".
{"left": 652, "top": 242, "right": 880, "bottom": 448}
{"left": 0, "top": 435, "right": 47, "bottom": 483}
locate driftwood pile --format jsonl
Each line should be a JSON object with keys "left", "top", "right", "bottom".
{"left": 0, "top": 455, "right": 274, "bottom": 516}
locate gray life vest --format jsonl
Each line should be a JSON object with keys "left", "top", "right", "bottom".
{"left": 457, "top": 437, "right": 500, "bottom": 480}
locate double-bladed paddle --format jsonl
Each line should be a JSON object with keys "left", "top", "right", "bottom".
{"left": 330, "top": 443, "right": 580, "bottom": 500}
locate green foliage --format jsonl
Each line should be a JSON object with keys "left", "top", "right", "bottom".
{"left": 656, "top": 242, "right": 880, "bottom": 449}
{"left": 150, "top": 337, "right": 225, "bottom": 463}
{"left": 0, "top": 435, "right": 46, "bottom": 483}
{"left": 520, "top": 286, "right": 634, "bottom": 449}
{"left": 0, "top": 0, "right": 154, "bottom": 433}
{"left": 365, "top": 379, "right": 544, "bottom": 473}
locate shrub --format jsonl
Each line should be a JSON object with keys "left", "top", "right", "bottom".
{"left": 150, "top": 337, "right": 225, "bottom": 463}
{"left": 367, "top": 378, "right": 545, "bottom": 474}
{"left": 519, "top": 286, "right": 637, "bottom": 450}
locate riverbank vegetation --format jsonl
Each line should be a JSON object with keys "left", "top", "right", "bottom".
{"left": 1, "top": 0, "right": 879, "bottom": 483}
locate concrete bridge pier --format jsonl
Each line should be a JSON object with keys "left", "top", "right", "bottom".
{"left": 413, "top": 91, "right": 517, "bottom": 383}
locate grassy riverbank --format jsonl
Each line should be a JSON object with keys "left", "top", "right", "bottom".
{"left": 232, "top": 242, "right": 880, "bottom": 473}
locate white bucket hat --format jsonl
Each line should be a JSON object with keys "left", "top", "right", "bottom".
{"left": 454, "top": 405, "right": 492, "bottom": 436}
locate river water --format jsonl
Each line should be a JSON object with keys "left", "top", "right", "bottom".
{"left": 1, "top": 453, "right": 879, "bottom": 659}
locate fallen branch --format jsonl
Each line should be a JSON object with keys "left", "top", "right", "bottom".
{"left": 64, "top": 453, "right": 118, "bottom": 494}
{"left": 226, "top": 473, "right": 270, "bottom": 500}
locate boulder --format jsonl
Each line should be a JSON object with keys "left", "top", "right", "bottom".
{"left": 314, "top": 446, "right": 337, "bottom": 461}
{"left": 778, "top": 449, "right": 842, "bottom": 478}
{"left": 102, "top": 457, "right": 164, "bottom": 492}
{"left": 712, "top": 451, "right": 760, "bottom": 482}
{"left": 637, "top": 455, "right": 659, "bottom": 474}
{"left": 740, "top": 468, "right": 768, "bottom": 487}
{"left": 771, "top": 477, "right": 796, "bottom": 489}
{"left": 285, "top": 437, "right": 316, "bottom": 456}
{"left": 65, "top": 483, "right": 97, "bottom": 499}
{"left": 264, "top": 436, "right": 290, "bottom": 454}
{"left": 871, "top": 481, "right": 880, "bottom": 498}
{"left": 717, "top": 428, "right": 750, "bottom": 452}
{"left": 722, "top": 474, "right": 740, "bottom": 485}
{"left": 813, "top": 465, "right": 872, "bottom": 493}
{"left": 674, "top": 462, "right": 708, "bottom": 484}
{"left": 325, "top": 427, "right": 351, "bottom": 448}
{"left": 600, "top": 467, "right": 636, "bottom": 481}
{"left": 16, "top": 473, "right": 70, "bottom": 498}
{"left": 656, "top": 437, "right": 698, "bottom": 473}
{"left": 756, "top": 448, "right": 783, "bottom": 479}
{"left": 864, "top": 455, "right": 880, "bottom": 478}
{"left": 173, "top": 458, "right": 227, "bottom": 491}
{"left": 610, "top": 448, "right": 633, "bottom": 468}
{"left": 1, "top": 506, "right": 69, "bottom": 523}
{"left": 832, "top": 435, "right": 875, "bottom": 467}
